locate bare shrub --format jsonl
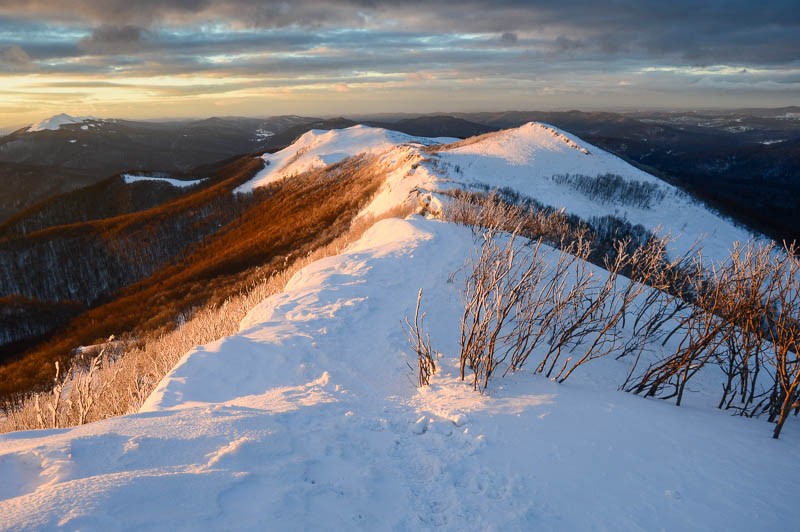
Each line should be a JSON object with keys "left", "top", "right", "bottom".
{"left": 459, "top": 230, "right": 544, "bottom": 391}
{"left": 713, "top": 242, "right": 774, "bottom": 415}
{"left": 503, "top": 240, "right": 576, "bottom": 375}
{"left": 441, "top": 188, "right": 653, "bottom": 273}
{"left": 618, "top": 237, "right": 800, "bottom": 438}
{"left": 443, "top": 191, "right": 800, "bottom": 438}
{"left": 762, "top": 244, "right": 800, "bottom": 439}
{"left": 555, "top": 239, "right": 649, "bottom": 383}
{"left": 551, "top": 173, "right": 667, "bottom": 209}
{"left": 455, "top": 229, "right": 648, "bottom": 390}
{"left": 617, "top": 237, "right": 693, "bottom": 388}
{"left": 404, "top": 289, "right": 437, "bottom": 386}
{"left": 35, "top": 361, "right": 64, "bottom": 429}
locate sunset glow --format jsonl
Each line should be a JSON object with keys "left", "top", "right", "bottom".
{"left": 1, "top": 1, "right": 798, "bottom": 126}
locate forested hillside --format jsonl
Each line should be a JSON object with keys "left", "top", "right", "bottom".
{"left": 0, "top": 153, "right": 386, "bottom": 399}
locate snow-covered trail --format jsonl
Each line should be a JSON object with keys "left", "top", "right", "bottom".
{"left": 1, "top": 217, "right": 797, "bottom": 530}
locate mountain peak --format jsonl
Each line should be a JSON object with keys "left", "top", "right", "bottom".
{"left": 26, "top": 113, "right": 95, "bottom": 132}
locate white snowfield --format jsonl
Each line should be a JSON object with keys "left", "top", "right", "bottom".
{"left": 0, "top": 218, "right": 797, "bottom": 530}
{"left": 425, "top": 122, "right": 755, "bottom": 261}
{"left": 26, "top": 113, "right": 98, "bottom": 133}
{"left": 122, "top": 174, "right": 207, "bottom": 188}
{"left": 0, "top": 123, "right": 796, "bottom": 530}
{"left": 240, "top": 123, "right": 753, "bottom": 262}
{"left": 234, "top": 124, "right": 456, "bottom": 194}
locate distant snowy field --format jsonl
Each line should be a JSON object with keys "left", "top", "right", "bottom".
{"left": 26, "top": 113, "right": 107, "bottom": 133}
{"left": 0, "top": 123, "right": 795, "bottom": 530}
{"left": 122, "top": 174, "right": 207, "bottom": 188}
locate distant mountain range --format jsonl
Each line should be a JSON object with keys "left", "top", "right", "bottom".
{"left": 0, "top": 114, "right": 315, "bottom": 221}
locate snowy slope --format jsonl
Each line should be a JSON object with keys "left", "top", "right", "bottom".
{"left": 238, "top": 122, "right": 754, "bottom": 262}
{"left": 234, "top": 124, "right": 455, "bottom": 193}
{"left": 27, "top": 114, "right": 96, "bottom": 132}
{"left": 1, "top": 217, "right": 797, "bottom": 530}
{"left": 423, "top": 122, "right": 754, "bottom": 261}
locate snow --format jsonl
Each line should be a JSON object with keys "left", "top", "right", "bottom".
{"left": 254, "top": 128, "right": 274, "bottom": 141}
{"left": 122, "top": 174, "right": 207, "bottom": 188}
{"left": 1, "top": 217, "right": 798, "bottom": 530}
{"left": 26, "top": 113, "right": 96, "bottom": 133}
{"left": 422, "top": 122, "right": 755, "bottom": 261}
{"left": 355, "top": 122, "right": 755, "bottom": 263}
{"left": 0, "top": 122, "right": 795, "bottom": 530}
{"left": 237, "top": 122, "right": 754, "bottom": 262}
{"left": 234, "top": 124, "right": 455, "bottom": 193}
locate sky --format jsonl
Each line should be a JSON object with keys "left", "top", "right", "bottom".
{"left": 0, "top": 0, "right": 798, "bottom": 128}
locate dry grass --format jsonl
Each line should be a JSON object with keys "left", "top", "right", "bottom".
{"left": 0, "top": 161, "right": 415, "bottom": 433}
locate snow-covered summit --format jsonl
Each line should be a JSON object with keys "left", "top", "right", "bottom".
{"left": 26, "top": 113, "right": 98, "bottom": 132}
{"left": 421, "top": 121, "right": 756, "bottom": 260}
{"left": 234, "top": 124, "right": 455, "bottom": 193}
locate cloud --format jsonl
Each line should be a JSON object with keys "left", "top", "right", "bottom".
{"left": 500, "top": 32, "right": 518, "bottom": 45}
{"left": 553, "top": 35, "right": 585, "bottom": 53}
{"left": 2, "top": 1, "right": 798, "bottom": 66}
{"left": 79, "top": 25, "right": 148, "bottom": 54}
{"left": 0, "top": 45, "right": 33, "bottom": 71}
{"left": 0, "top": 0, "right": 797, "bottom": 116}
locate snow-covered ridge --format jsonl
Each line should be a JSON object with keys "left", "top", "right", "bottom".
{"left": 438, "top": 122, "right": 754, "bottom": 261}
{"left": 234, "top": 124, "right": 456, "bottom": 193}
{"left": 441, "top": 122, "right": 591, "bottom": 156}
{"left": 0, "top": 120, "right": 790, "bottom": 529}
{"left": 1, "top": 218, "right": 796, "bottom": 529}
{"left": 26, "top": 113, "right": 99, "bottom": 132}
{"left": 122, "top": 174, "right": 208, "bottom": 188}
{"left": 235, "top": 121, "right": 754, "bottom": 262}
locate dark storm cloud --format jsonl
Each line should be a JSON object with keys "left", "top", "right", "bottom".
{"left": 553, "top": 35, "right": 586, "bottom": 54}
